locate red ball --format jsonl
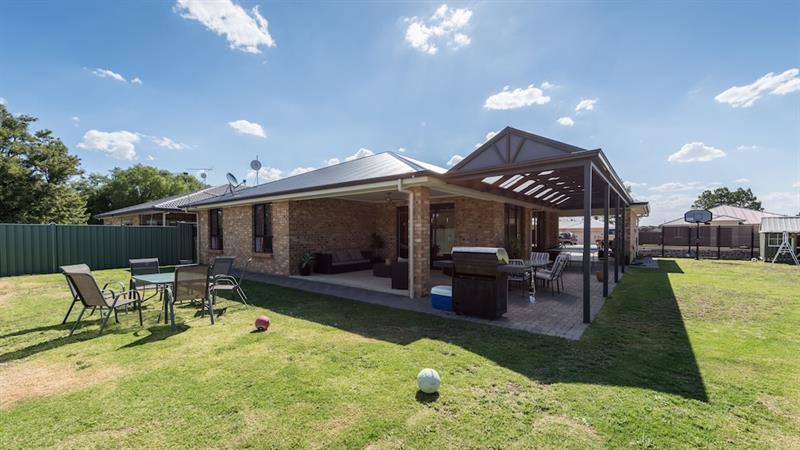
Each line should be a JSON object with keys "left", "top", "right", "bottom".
{"left": 255, "top": 315, "right": 271, "bottom": 331}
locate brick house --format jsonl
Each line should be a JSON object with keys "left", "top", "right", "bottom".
{"left": 96, "top": 184, "right": 235, "bottom": 226}
{"left": 187, "top": 127, "right": 647, "bottom": 321}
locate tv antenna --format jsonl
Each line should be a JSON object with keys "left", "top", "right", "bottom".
{"left": 225, "top": 172, "right": 246, "bottom": 194}
{"left": 250, "top": 157, "right": 262, "bottom": 185}
{"left": 188, "top": 167, "right": 213, "bottom": 182}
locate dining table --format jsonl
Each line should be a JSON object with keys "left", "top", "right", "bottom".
{"left": 132, "top": 272, "right": 176, "bottom": 327}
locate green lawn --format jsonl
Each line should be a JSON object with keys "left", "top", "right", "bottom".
{"left": 1, "top": 259, "right": 798, "bottom": 448}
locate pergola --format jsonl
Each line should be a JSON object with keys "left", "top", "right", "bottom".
{"left": 446, "top": 127, "right": 635, "bottom": 323}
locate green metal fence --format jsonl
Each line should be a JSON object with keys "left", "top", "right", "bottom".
{"left": 0, "top": 223, "right": 196, "bottom": 277}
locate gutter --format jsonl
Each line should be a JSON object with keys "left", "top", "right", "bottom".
{"left": 397, "top": 178, "right": 414, "bottom": 299}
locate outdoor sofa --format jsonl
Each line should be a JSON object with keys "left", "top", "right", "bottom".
{"left": 314, "top": 249, "right": 372, "bottom": 274}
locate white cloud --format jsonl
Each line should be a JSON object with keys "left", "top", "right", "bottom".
{"left": 405, "top": 4, "right": 472, "bottom": 55}
{"left": 71, "top": 116, "right": 80, "bottom": 126}
{"left": 446, "top": 154, "right": 464, "bottom": 167}
{"left": 793, "top": 181, "right": 800, "bottom": 188}
{"left": 175, "top": 0, "right": 276, "bottom": 54}
{"left": 715, "top": 68, "right": 800, "bottom": 108}
{"left": 575, "top": 98, "right": 598, "bottom": 112}
{"left": 760, "top": 191, "right": 800, "bottom": 216}
{"left": 735, "top": 178, "right": 751, "bottom": 183}
{"left": 77, "top": 129, "right": 140, "bottom": 160}
{"left": 397, "top": 147, "right": 407, "bottom": 153}
{"left": 624, "top": 181, "right": 647, "bottom": 188}
{"left": 289, "top": 167, "right": 315, "bottom": 176}
{"left": 667, "top": 142, "right": 726, "bottom": 163}
{"left": 324, "top": 158, "right": 340, "bottom": 166}
{"left": 557, "top": 116, "right": 575, "bottom": 127}
{"left": 147, "top": 155, "right": 156, "bottom": 161}
{"left": 92, "top": 68, "right": 126, "bottom": 82}
{"left": 648, "top": 181, "right": 712, "bottom": 192}
{"left": 228, "top": 119, "right": 266, "bottom": 138}
{"left": 345, "top": 148, "right": 374, "bottom": 161}
{"left": 474, "top": 130, "right": 499, "bottom": 148}
{"left": 737, "top": 145, "right": 759, "bottom": 151}
{"left": 247, "top": 166, "right": 283, "bottom": 183}
{"left": 541, "top": 81, "right": 554, "bottom": 89}
{"left": 152, "top": 136, "right": 189, "bottom": 150}
{"left": 0, "top": 97, "right": 5, "bottom": 105}
{"left": 484, "top": 84, "right": 550, "bottom": 110}
{"left": 90, "top": 68, "right": 142, "bottom": 84}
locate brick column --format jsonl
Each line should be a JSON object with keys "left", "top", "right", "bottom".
{"left": 625, "top": 209, "right": 638, "bottom": 259}
{"left": 522, "top": 207, "right": 532, "bottom": 257}
{"left": 411, "top": 186, "right": 430, "bottom": 297}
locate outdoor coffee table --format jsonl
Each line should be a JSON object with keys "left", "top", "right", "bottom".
{"left": 132, "top": 272, "right": 176, "bottom": 326}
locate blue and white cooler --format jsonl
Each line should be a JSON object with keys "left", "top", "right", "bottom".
{"left": 431, "top": 285, "right": 453, "bottom": 312}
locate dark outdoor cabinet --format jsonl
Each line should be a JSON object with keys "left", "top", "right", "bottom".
{"left": 451, "top": 247, "right": 509, "bottom": 319}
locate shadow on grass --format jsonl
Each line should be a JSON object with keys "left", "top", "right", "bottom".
{"left": 243, "top": 258, "right": 708, "bottom": 402}
{"left": 415, "top": 391, "right": 440, "bottom": 403}
{"left": 0, "top": 323, "right": 129, "bottom": 364}
{"left": 119, "top": 324, "right": 190, "bottom": 349}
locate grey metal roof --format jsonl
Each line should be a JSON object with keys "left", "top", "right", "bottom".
{"left": 760, "top": 216, "right": 800, "bottom": 233}
{"left": 187, "top": 152, "right": 446, "bottom": 208}
{"left": 95, "top": 184, "right": 239, "bottom": 218}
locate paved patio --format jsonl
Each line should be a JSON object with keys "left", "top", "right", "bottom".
{"left": 242, "top": 263, "right": 621, "bottom": 340}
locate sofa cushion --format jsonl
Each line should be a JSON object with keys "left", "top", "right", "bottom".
{"left": 331, "top": 250, "right": 349, "bottom": 263}
{"left": 347, "top": 249, "right": 363, "bottom": 261}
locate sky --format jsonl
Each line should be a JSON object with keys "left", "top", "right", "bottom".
{"left": 1, "top": 0, "right": 798, "bottom": 225}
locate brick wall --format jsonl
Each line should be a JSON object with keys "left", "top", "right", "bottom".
{"left": 198, "top": 202, "right": 291, "bottom": 275}
{"left": 454, "top": 197, "right": 504, "bottom": 247}
{"left": 289, "top": 198, "right": 377, "bottom": 274}
{"left": 375, "top": 202, "right": 397, "bottom": 261}
{"left": 411, "top": 187, "right": 431, "bottom": 297}
{"left": 101, "top": 214, "right": 139, "bottom": 225}
{"left": 543, "top": 211, "right": 559, "bottom": 249}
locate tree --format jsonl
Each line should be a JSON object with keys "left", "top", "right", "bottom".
{"left": 77, "top": 164, "right": 206, "bottom": 223}
{"left": 692, "top": 187, "right": 762, "bottom": 211}
{"left": 0, "top": 105, "right": 88, "bottom": 223}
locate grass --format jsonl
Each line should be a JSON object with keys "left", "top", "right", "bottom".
{"left": 0, "top": 259, "right": 798, "bottom": 448}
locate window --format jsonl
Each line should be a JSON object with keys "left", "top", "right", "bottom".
{"left": 505, "top": 204, "right": 525, "bottom": 256}
{"left": 209, "top": 209, "right": 223, "bottom": 250}
{"left": 253, "top": 204, "right": 273, "bottom": 253}
{"left": 767, "top": 233, "right": 783, "bottom": 247}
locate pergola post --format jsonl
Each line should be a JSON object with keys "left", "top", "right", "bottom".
{"left": 614, "top": 193, "right": 619, "bottom": 283}
{"left": 582, "top": 161, "right": 592, "bottom": 324}
{"left": 603, "top": 183, "right": 609, "bottom": 297}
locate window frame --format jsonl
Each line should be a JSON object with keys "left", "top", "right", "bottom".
{"left": 252, "top": 203, "right": 273, "bottom": 254}
{"left": 209, "top": 209, "right": 223, "bottom": 250}
{"left": 767, "top": 233, "right": 782, "bottom": 248}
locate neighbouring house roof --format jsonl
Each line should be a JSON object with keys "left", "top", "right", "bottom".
{"left": 95, "top": 184, "right": 239, "bottom": 219}
{"left": 760, "top": 216, "right": 800, "bottom": 233}
{"left": 559, "top": 217, "right": 615, "bottom": 230}
{"left": 661, "top": 205, "right": 784, "bottom": 227}
{"left": 187, "top": 152, "right": 447, "bottom": 208}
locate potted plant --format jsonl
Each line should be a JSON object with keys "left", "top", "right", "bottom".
{"left": 299, "top": 251, "right": 315, "bottom": 276}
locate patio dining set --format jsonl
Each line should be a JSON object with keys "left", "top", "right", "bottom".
{"left": 59, "top": 256, "right": 251, "bottom": 336}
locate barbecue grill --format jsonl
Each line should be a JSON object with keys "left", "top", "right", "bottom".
{"left": 451, "top": 247, "right": 509, "bottom": 319}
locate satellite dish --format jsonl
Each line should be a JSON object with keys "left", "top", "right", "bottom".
{"left": 226, "top": 173, "right": 238, "bottom": 186}
{"left": 250, "top": 159, "right": 262, "bottom": 171}
{"left": 200, "top": 172, "right": 207, "bottom": 180}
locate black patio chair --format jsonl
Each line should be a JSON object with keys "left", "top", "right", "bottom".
{"left": 210, "top": 256, "right": 236, "bottom": 280}
{"left": 211, "top": 257, "right": 251, "bottom": 306}
{"left": 129, "top": 258, "right": 161, "bottom": 302}
{"left": 63, "top": 269, "right": 142, "bottom": 336}
{"left": 167, "top": 264, "right": 216, "bottom": 326}
{"left": 60, "top": 264, "right": 92, "bottom": 324}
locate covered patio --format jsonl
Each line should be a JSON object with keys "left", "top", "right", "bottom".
{"left": 268, "top": 264, "right": 615, "bottom": 340}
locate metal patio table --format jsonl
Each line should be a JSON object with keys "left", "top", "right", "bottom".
{"left": 132, "top": 272, "right": 176, "bottom": 326}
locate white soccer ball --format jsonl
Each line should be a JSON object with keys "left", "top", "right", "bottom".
{"left": 416, "top": 368, "right": 441, "bottom": 394}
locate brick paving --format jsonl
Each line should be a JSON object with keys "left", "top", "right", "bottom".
{"left": 240, "top": 263, "right": 623, "bottom": 340}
